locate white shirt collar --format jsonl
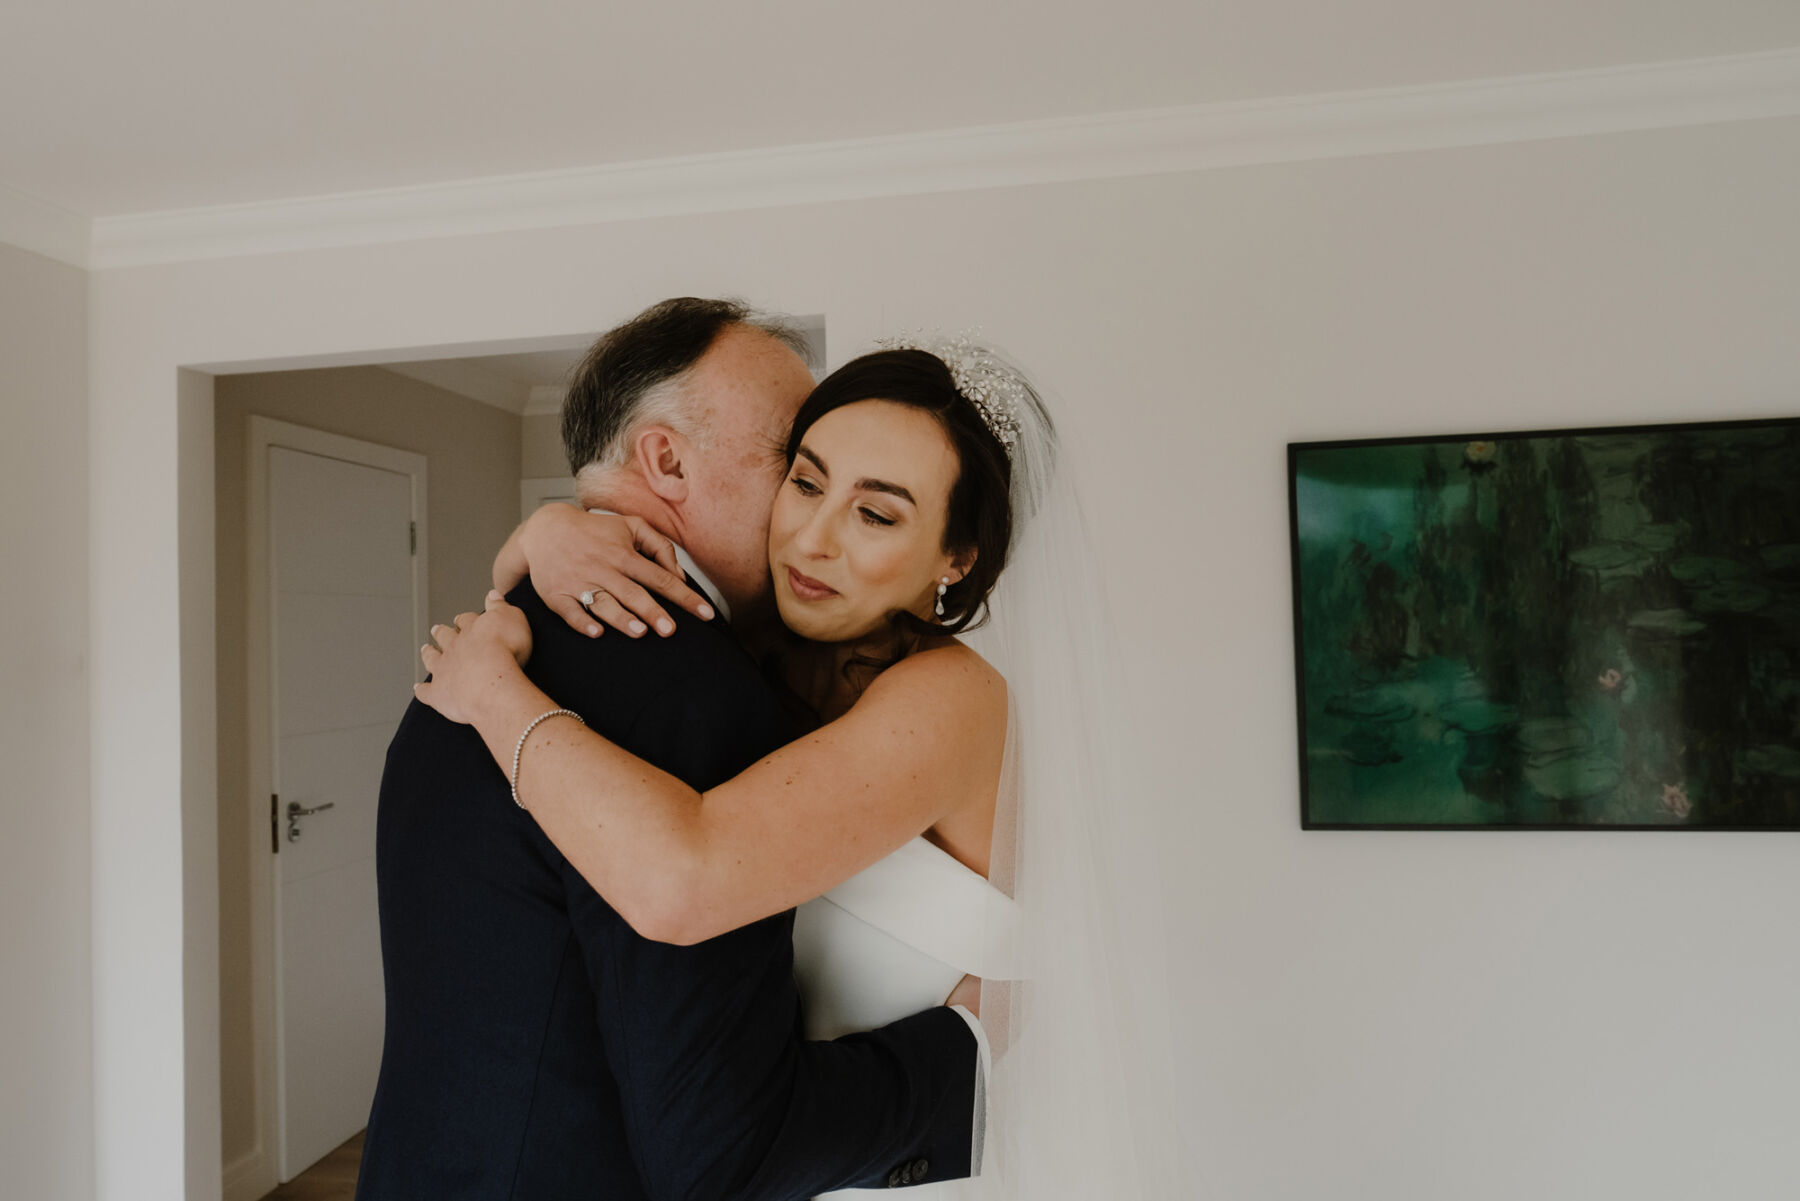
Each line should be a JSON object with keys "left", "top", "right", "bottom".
{"left": 587, "top": 508, "right": 731, "bottom": 624}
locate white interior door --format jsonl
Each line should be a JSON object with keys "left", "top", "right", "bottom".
{"left": 267, "top": 443, "right": 419, "bottom": 1178}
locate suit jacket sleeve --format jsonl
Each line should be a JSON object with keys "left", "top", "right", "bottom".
{"left": 548, "top": 654, "right": 979, "bottom": 1201}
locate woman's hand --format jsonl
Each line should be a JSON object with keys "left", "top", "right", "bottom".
{"left": 416, "top": 591, "right": 535, "bottom": 725}
{"left": 493, "top": 504, "right": 716, "bottom": 639}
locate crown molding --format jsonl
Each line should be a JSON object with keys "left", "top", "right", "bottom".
{"left": 522, "top": 385, "right": 566, "bottom": 417}
{"left": 380, "top": 360, "right": 530, "bottom": 413}
{"left": 61, "top": 47, "right": 1800, "bottom": 270}
{"left": 0, "top": 181, "right": 91, "bottom": 269}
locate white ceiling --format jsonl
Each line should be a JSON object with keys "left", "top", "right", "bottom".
{"left": 6, "top": 1, "right": 1799, "bottom": 219}
{"left": 462, "top": 349, "right": 586, "bottom": 390}
{"left": 380, "top": 348, "right": 586, "bottom": 410}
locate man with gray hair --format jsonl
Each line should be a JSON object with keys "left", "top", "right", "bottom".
{"left": 359, "top": 298, "right": 978, "bottom": 1200}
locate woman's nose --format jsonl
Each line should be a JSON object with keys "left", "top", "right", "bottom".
{"left": 794, "top": 506, "right": 839, "bottom": 558}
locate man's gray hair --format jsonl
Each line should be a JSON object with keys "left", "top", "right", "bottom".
{"left": 562, "top": 297, "right": 812, "bottom": 487}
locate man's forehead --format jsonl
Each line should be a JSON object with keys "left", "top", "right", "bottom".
{"left": 697, "top": 326, "right": 806, "bottom": 389}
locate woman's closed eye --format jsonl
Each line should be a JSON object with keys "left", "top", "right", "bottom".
{"left": 789, "top": 472, "right": 896, "bottom": 526}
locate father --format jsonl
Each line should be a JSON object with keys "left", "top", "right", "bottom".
{"left": 357, "top": 299, "right": 980, "bottom": 1200}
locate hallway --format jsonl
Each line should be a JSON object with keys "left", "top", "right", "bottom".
{"left": 258, "top": 1133, "right": 362, "bottom": 1201}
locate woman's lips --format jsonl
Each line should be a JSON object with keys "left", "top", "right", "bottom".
{"left": 785, "top": 566, "right": 839, "bottom": 601}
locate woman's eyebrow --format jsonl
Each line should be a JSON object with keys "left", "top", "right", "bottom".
{"left": 798, "top": 444, "right": 915, "bottom": 505}
{"left": 856, "top": 478, "right": 916, "bottom": 506}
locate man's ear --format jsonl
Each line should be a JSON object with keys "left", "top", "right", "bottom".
{"left": 635, "top": 427, "right": 690, "bottom": 503}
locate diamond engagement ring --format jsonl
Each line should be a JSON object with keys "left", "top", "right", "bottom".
{"left": 579, "top": 589, "right": 601, "bottom": 608}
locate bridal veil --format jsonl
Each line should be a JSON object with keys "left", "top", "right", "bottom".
{"left": 951, "top": 340, "right": 1192, "bottom": 1200}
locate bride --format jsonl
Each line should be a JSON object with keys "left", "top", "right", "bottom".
{"left": 419, "top": 335, "right": 1180, "bottom": 1198}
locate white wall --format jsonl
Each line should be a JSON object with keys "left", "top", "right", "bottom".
{"left": 0, "top": 243, "right": 94, "bottom": 1200}
{"left": 89, "top": 114, "right": 1800, "bottom": 1201}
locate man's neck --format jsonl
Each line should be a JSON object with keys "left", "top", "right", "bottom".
{"left": 580, "top": 477, "right": 682, "bottom": 547}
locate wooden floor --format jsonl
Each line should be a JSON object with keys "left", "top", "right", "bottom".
{"left": 258, "top": 1132, "right": 364, "bottom": 1201}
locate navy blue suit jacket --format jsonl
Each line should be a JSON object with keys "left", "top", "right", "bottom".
{"left": 356, "top": 583, "right": 977, "bottom": 1201}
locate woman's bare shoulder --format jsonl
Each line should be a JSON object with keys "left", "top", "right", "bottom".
{"left": 862, "top": 637, "right": 1008, "bottom": 723}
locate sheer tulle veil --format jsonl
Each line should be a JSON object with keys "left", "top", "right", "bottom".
{"left": 931, "top": 339, "right": 1188, "bottom": 1199}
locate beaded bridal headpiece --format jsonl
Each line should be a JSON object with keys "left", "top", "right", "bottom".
{"left": 874, "top": 331, "right": 1028, "bottom": 455}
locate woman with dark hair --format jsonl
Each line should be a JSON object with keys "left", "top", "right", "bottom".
{"left": 418, "top": 337, "right": 1177, "bottom": 1198}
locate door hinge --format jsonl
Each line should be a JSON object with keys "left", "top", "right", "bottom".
{"left": 270, "top": 793, "right": 280, "bottom": 854}
{"left": 409, "top": 521, "right": 417, "bottom": 555}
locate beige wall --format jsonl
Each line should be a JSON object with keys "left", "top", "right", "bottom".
{"left": 0, "top": 242, "right": 94, "bottom": 1200}
{"left": 212, "top": 367, "right": 521, "bottom": 1166}
{"left": 520, "top": 411, "right": 566, "bottom": 480}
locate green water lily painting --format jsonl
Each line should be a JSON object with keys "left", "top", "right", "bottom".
{"left": 1288, "top": 418, "right": 1800, "bottom": 829}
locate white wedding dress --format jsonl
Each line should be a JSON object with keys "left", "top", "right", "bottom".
{"left": 792, "top": 835, "right": 1021, "bottom": 1199}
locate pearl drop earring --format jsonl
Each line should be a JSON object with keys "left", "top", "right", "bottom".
{"left": 935, "top": 577, "right": 950, "bottom": 619}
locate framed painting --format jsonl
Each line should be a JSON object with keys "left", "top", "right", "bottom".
{"left": 1288, "top": 417, "right": 1800, "bottom": 830}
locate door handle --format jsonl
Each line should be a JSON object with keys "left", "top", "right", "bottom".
{"left": 286, "top": 800, "right": 336, "bottom": 843}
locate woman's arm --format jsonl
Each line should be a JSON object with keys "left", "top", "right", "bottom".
{"left": 419, "top": 595, "right": 1007, "bottom": 945}
{"left": 494, "top": 503, "right": 717, "bottom": 638}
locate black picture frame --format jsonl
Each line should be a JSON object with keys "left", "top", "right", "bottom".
{"left": 1288, "top": 415, "right": 1800, "bottom": 830}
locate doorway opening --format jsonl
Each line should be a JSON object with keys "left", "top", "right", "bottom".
{"left": 217, "top": 345, "right": 588, "bottom": 1200}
